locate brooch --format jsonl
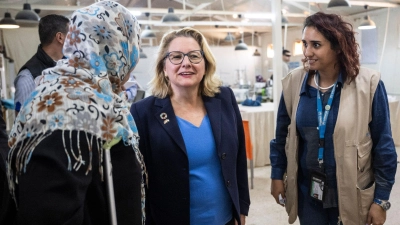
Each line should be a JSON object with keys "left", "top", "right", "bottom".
{"left": 160, "top": 113, "right": 169, "bottom": 124}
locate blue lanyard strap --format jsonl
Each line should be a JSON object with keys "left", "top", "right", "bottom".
{"left": 316, "top": 72, "right": 338, "bottom": 167}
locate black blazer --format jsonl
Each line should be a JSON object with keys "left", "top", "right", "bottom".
{"left": 130, "top": 86, "right": 250, "bottom": 225}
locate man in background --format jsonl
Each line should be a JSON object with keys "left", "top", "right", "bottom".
{"left": 14, "top": 14, "right": 69, "bottom": 116}
{"left": 282, "top": 49, "right": 291, "bottom": 77}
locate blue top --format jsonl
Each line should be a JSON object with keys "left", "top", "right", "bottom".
{"left": 270, "top": 72, "right": 397, "bottom": 204}
{"left": 177, "top": 115, "right": 232, "bottom": 225}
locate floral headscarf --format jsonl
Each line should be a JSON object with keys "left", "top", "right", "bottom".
{"left": 7, "top": 1, "right": 146, "bottom": 223}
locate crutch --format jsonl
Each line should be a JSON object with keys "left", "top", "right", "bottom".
{"left": 103, "top": 137, "right": 122, "bottom": 225}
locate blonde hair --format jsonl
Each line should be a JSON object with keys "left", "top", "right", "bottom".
{"left": 150, "top": 27, "right": 221, "bottom": 98}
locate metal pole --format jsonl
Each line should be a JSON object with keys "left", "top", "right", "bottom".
{"left": 104, "top": 147, "right": 118, "bottom": 225}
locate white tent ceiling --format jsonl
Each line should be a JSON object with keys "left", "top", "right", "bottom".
{"left": 0, "top": 0, "right": 399, "bottom": 45}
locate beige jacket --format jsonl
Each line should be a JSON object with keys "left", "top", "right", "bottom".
{"left": 282, "top": 67, "right": 380, "bottom": 225}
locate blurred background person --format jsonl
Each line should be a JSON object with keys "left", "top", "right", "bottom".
{"left": 7, "top": 1, "right": 145, "bottom": 224}
{"left": 125, "top": 74, "right": 145, "bottom": 103}
{"left": 14, "top": 14, "right": 69, "bottom": 116}
{"left": 130, "top": 27, "right": 250, "bottom": 225}
{"left": 282, "top": 49, "right": 291, "bottom": 77}
{"left": 270, "top": 12, "right": 397, "bottom": 225}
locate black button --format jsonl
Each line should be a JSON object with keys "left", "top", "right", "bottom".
{"left": 221, "top": 153, "right": 227, "bottom": 159}
{"left": 226, "top": 180, "right": 231, "bottom": 187}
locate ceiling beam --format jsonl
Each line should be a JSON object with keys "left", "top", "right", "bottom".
{"left": 285, "top": 0, "right": 398, "bottom": 8}
{"left": 0, "top": 4, "right": 308, "bottom": 17}
{"left": 284, "top": 0, "right": 316, "bottom": 14}
{"left": 141, "top": 20, "right": 303, "bottom": 27}
{"left": 179, "top": 2, "right": 214, "bottom": 21}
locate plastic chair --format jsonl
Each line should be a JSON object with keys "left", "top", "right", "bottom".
{"left": 242, "top": 120, "right": 254, "bottom": 189}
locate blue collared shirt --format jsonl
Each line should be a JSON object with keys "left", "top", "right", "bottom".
{"left": 270, "top": 72, "right": 397, "bottom": 204}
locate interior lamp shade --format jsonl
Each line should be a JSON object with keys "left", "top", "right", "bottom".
{"left": 161, "top": 8, "right": 181, "bottom": 23}
{"left": 358, "top": 15, "right": 376, "bottom": 30}
{"left": 224, "top": 32, "right": 236, "bottom": 41}
{"left": 15, "top": 3, "right": 40, "bottom": 26}
{"left": 235, "top": 40, "right": 248, "bottom": 51}
{"left": 141, "top": 25, "right": 156, "bottom": 38}
{"left": 0, "top": 12, "right": 20, "bottom": 29}
{"left": 327, "top": 0, "right": 351, "bottom": 8}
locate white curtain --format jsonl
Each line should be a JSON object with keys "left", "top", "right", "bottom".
{"left": 3, "top": 27, "right": 39, "bottom": 74}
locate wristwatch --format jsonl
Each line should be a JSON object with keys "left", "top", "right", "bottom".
{"left": 374, "top": 198, "right": 391, "bottom": 211}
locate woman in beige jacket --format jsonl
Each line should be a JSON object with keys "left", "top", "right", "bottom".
{"left": 270, "top": 12, "right": 397, "bottom": 225}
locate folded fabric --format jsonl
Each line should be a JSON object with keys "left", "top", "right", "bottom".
{"left": 241, "top": 98, "right": 261, "bottom": 106}
{"left": 1, "top": 99, "right": 14, "bottom": 110}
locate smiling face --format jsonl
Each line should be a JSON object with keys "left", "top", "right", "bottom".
{"left": 302, "top": 26, "right": 339, "bottom": 74}
{"left": 163, "top": 36, "right": 205, "bottom": 94}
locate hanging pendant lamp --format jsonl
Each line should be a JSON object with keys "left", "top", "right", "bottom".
{"left": 0, "top": 12, "right": 20, "bottom": 29}
{"left": 235, "top": 39, "right": 248, "bottom": 51}
{"left": 15, "top": 3, "right": 40, "bottom": 26}
{"left": 139, "top": 48, "right": 147, "bottom": 59}
{"left": 253, "top": 49, "right": 261, "bottom": 56}
{"left": 224, "top": 32, "right": 236, "bottom": 41}
{"left": 358, "top": 5, "right": 376, "bottom": 30}
{"left": 161, "top": 8, "right": 181, "bottom": 23}
{"left": 141, "top": 25, "right": 156, "bottom": 39}
{"left": 327, "top": 0, "right": 351, "bottom": 9}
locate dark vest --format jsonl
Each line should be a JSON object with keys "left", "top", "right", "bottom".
{"left": 18, "top": 45, "right": 56, "bottom": 79}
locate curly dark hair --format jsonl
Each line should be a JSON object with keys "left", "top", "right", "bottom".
{"left": 302, "top": 12, "right": 359, "bottom": 83}
{"left": 39, "top": 14, "right": 69, "bottom": 46}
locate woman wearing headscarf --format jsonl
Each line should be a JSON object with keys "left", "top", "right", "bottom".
{"left": 7, "top": 1, "right": 145, "bottom": 224}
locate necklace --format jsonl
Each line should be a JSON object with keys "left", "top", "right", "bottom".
{"left": 314, "top": 73, "right": 335, "bottom": 90}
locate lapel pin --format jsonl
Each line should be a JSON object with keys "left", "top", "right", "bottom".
{"left": 160, "top": 113, "right": 168, "bottom": 120}
{"left": 164, "top": 119, "right": 170, "bottom": 124}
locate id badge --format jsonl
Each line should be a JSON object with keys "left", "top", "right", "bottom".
{"left": 309, "top": 171, "right": 326, "bottom": 201}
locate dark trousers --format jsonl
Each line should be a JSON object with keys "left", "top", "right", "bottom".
{"left": 298, "top": 185, "right": 342, "bottom": 225}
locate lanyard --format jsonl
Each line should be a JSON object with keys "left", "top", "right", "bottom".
{"left": 316, "top": 72, "right": 338, "bottom": 168}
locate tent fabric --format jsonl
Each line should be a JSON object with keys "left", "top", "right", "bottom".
{"left": 3, "top": 28, "right": 39, "bottom": 74}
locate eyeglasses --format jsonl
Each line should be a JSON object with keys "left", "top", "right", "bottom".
{"left": 165, "top": 50, "right": 204, "bottom": 65}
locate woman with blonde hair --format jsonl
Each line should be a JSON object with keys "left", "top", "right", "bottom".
{"left": 130, "top": 27, "right": 250, "bottom": 225}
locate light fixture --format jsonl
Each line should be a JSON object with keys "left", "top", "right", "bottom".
{"left": 0, "top": 12, "right": 20, "bottom": 29}
{"left": 235, "top": 40, "right": 248, "bottom": 51}
{"left": 15, "top": 3, "right": 40, "bottom": 26}
{"left": 267, "top": 44, "right": 274, "bottom": 58}
{"left": 358, "top": 16, "right": 376, "bottom": 30}
{"left": 139, "top": 48, "right": 147, "bottom": 59}
{"left": 161, "top": 7, "right": 180, "bottom": 23}
{"left": 141, "top": 25, "right": 156, "bottom": 39}
{"left": 129, "top": 11, "right": 142, "bottom": 16}
{"left": 281, "top": 12, "right": 289, "bottom": 24}
{"left": 358, "top": 5, "right": 376, "bottom": 30}
{"left": 327, "top": 0, "right": 351, "bottom": 9}
{"left": 253, "top": 49, "right": 261, "bottom": 56}
{"left": 293, "top": 40, "right": 303, "bottom": 56}
{"left": 224, "top": 32, "right": 235, "bottom": 41}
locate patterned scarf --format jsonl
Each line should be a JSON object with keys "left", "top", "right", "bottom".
{"left": 7, "top": 1, "right": 146, "bottom": 223}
